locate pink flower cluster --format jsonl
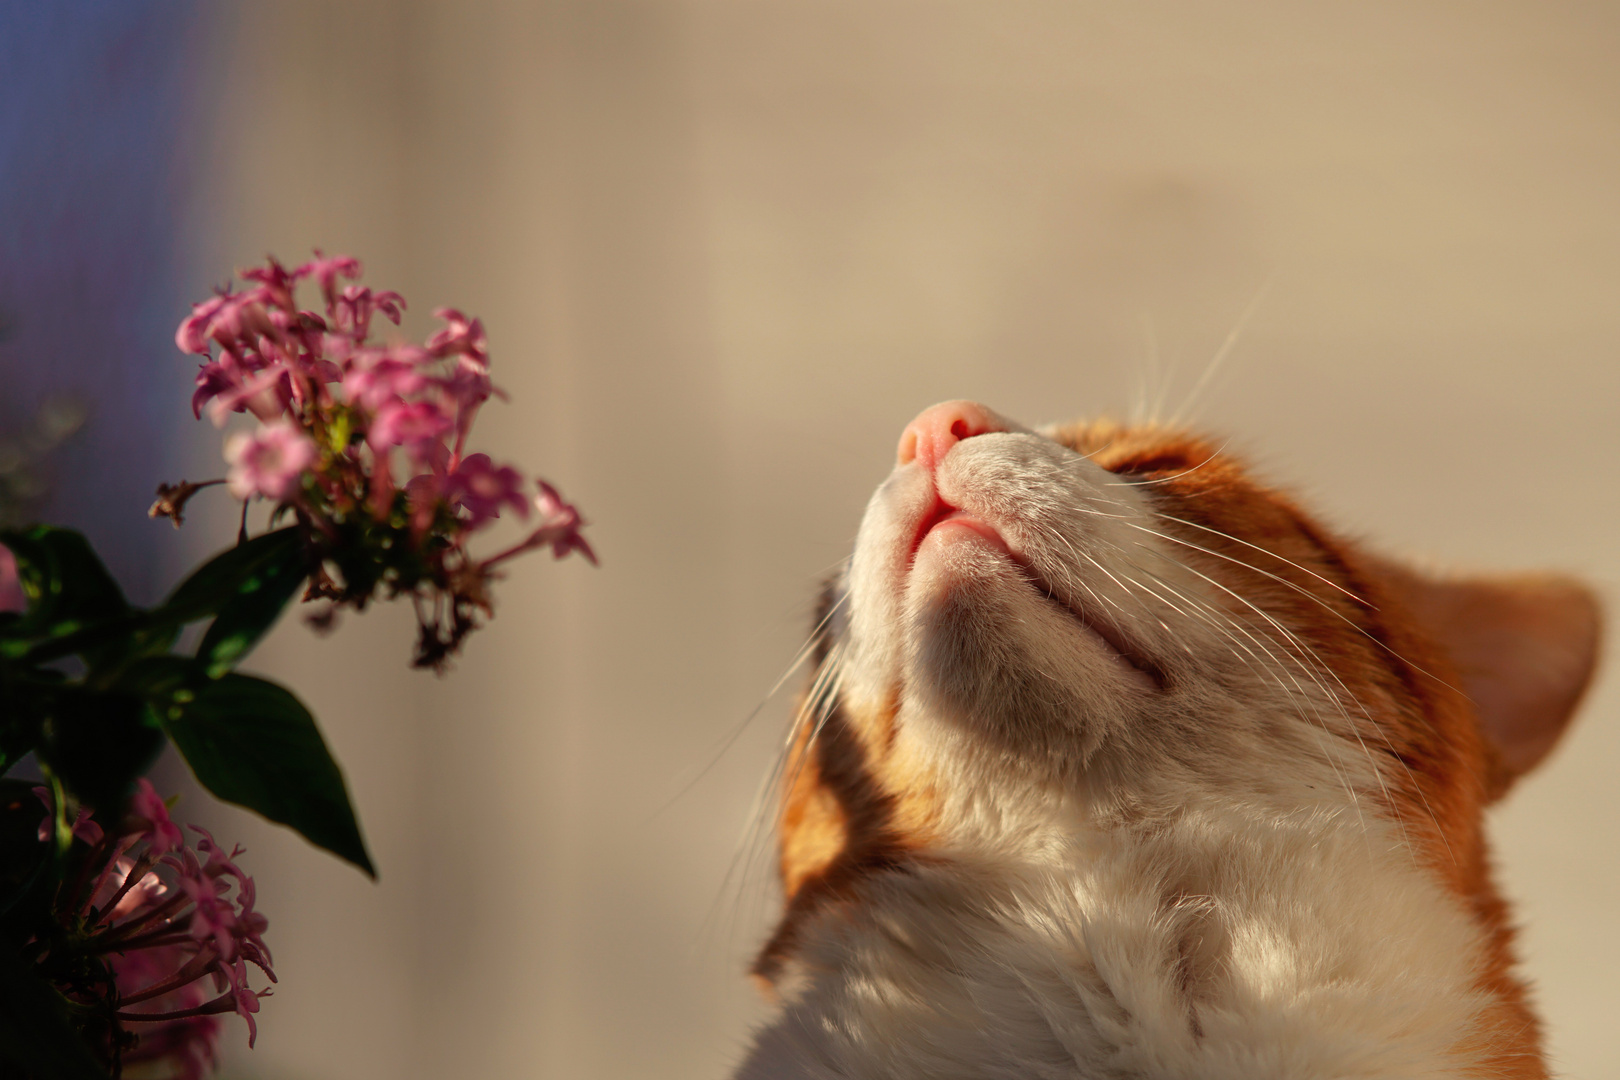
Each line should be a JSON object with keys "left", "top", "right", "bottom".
{"left": 34, "top": 781, "right": 273, "bottom": 1079}
{"left": 0, "top": 544, "right": 22, "bottom": 612}
{"left": 169, "top": 254, "right": 594, "bottom": 667}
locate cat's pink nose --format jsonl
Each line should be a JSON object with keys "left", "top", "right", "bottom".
{"left": 897, "top": 400, "right": 1005, "bottom": 470}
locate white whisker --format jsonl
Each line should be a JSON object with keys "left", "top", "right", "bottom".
{"left": 1167, "top": 274, "right": 1273, "bottom": 428}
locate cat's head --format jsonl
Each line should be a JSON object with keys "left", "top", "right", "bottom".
{"left": 757, "top": 400, "right": 1600, "bottom": 983}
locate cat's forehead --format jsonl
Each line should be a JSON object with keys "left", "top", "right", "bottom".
{"left": 1046, "top": 418, "right": 1315, "bottom": 540}
{"left": 1047, "top": 418, "right": 1228, "bottom": 478}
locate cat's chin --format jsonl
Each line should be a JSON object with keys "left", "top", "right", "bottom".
{"left": 908, "top": 520, "right": 1159, "bottom": 696}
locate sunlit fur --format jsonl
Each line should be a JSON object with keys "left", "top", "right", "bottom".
{"left": 739, "top": 411, "right": 1601, "bottom": 1080}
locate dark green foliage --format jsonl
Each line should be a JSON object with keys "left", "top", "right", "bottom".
{"left": 192, "top": 528, "right": 311, "bottom": 676}
{"left": 0, "top": 527, "right": 374, "bottom": 875}
{"left": 0, "top": 525, "right": 379, "bottom": 1075}
{"left": 0, "top": 782, "right": 49, "bottom": 919}
{"left": 0, "top": 783, "right": 108, "bottom": 1079}
{"left": 0, "top": 527, "right": 130, "bottom": 671}
{"left": 0, "top": 944, "right": 109, "bottom": 1080}
{"left": 36, "top": 688, "right": 166, "bottom": 820}
{"left": 156, "top": 671, "right": 374, "bottom": 876}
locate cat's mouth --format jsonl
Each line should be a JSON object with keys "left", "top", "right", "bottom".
{"left": 910, "top": 498, "right": 1166, "bottom": 690}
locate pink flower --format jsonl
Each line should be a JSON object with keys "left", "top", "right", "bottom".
{"left": 185, "top": 876, "right": 241, "bottom": 961}
{"left": 190, "top": 359, "right": 236, "bottom": 419}
{"left": 208, "top": 367, "right": 292, "bottom": 427}
{"left": 427, "top": 306, "right": 488, "bottom": 365}
{"left": 240, "top": 260, "right": 299, "bottom": 310}
{"left": 294, "top": 250, "right": 361, "bottom": 306}
{"left": 0, "top": 544, "right": 24, "bottom": 613}
{"left": 106, "top": 857, "right": 169, "bottom": 922}
{"left": 184, "top": 289, "right": 274, "bottom": 355}
{"left": 172, "top": 252, "right": 596, "bottom": 670}
{"left": 479, "top": 480, "right": 598, "bottom": 575}
{"left": 404, "top": 472, "right": 445, "bottom": 534}
{"left": 533, "top": 480, "right": 598, "bottom": 564}
{"left": 176, "top": 294, "right": 230, "bottom": 355}
{"left": 30, "top": 783, "right": 275, "bottom": 1072}
{"left": 447, "top": 453, "right": 530, "bottom": 527}
{"left": 194, "top": 347, "right": 292, "bottom": 426}
{"left": 111, "top": 946, "right": 221, "bottom": 1080}
{"left": 224, "top": 958, "right": 270, "bottom": 1047}
{"left": 225, "top": 421, "right": 317, "bottom": 501}
{"left": 440, "top": 363, "right": 500, "bottom": 452}
{"left": 334, "top": 284, "right": 405, "bottom": 339}
{"left": 371, "top": 289, "right": 405, "bottom": 325}
{"left": 231, "top": 875, "right": 273, "bottom": 973}
{"left": 131, "top": 778, "right": 184, "bottom": 855}
{"left": 32, "top": 786, "right": 105, "bottom": 845}
{"left": 368, "top": 399, "right": 453, "bottom": 457}
{"left": 189, "top": 824, "right": 246, "bottom": 879}
{"left": 342, "top": 349, "right": 429, "bottom": 413}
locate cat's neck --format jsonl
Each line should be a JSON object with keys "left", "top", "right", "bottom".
{"left": 740, "top": 798, "right": 1520, "bottom": 1080}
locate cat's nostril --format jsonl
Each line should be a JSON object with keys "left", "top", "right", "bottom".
{"left": 897, "top": 400, "right": 1005, "bottom": 470}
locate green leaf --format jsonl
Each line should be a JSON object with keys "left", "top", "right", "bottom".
{"left": 0, "top": 675, "right": 53, "bottom": 774}
{"left": 0, "top": 528, "right": 130, "bottom": 657}
{"left": 9, "top": 612, "right": 152, "bottom": 667}
{"left": 195, "top": 531, "right": 311, "bottom": 677}
{"left": 0, "top": 946, "right": 108, "bottom": 1080}
{"left": 159, "top": 526, "right": 306, "bottom": 625}
{"left": 0, "top": 781, "right": 50, "bottom": 919}
{"left": 112, "top": 654, "right": 194, "bottom": 699}
{"left": 36, "top": 687, "right": 166, "bottom": 817}
{"left": 151, "top": 670, "right": 375, "bottom": 877}
{"left": 15, "top": 527, "right": 309, "bottom": 670}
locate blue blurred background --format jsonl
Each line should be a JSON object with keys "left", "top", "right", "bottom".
{"left": 0, "top": 3, "right": 209, "bottom": 597}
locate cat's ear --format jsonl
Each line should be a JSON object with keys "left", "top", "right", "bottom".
{"left": 1390, "top": 565, "right": 1602, "bottom": 800}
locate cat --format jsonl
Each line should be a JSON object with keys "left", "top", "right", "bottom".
{"left": 736, "top": 401, "right": 1602, "bottom": 1080}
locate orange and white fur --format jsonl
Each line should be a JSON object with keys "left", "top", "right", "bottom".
{"left": 737, "top": 402, "right": 1602, "bottom": 1079}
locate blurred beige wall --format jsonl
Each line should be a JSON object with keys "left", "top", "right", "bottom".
{"left": 181, "top": 2, "right": 1620, "bottom": 1077}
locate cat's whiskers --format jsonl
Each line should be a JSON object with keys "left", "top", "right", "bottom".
{"left": 700, "top": 597, "right": 850, "bottom": 953}
{"left": 1035, "top": 506, "right": 1387, "bottom": 829}
{"left": 655, "top": 594, "right": 847, "bottom": 818}
{"left": 1120, "top": 517, "right": 1453, "bottom": 859}
{"left": 1147, "top": 512, "right": 1371, "bottom": 606}
{"left": 1165, "top": 275, "right": 1273, "bottom": 430}
{"left": 1027, "top": 517, "right": 1155, "bottom": 638}
{"left": 753, "top": 638, "right": 850, "bottom": 873}
{"left": 1132, "top": 309, "right": 1167, "bottom": 426}
{"left": 1135, "top": 541, "right": 1430, "bottom": 855}
{"left": 1134, "top": 508, "right": 1465, "bottom": 703}
{"left": 1049, "top": 492, "right": 1374, "bottom": 610}
{"left": 1080, "top": 536, "right": 1377, "bottom": 825}
{"left": 718, "top": 640, "right": 852, "bottom": 959}
{"left": 1121, "top": 555, "right": 1382, "bottom": 842}
{"left": 1022, "top": 514, "right": 1379, "bottom": 840}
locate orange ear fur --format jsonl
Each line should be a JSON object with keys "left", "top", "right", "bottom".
{"left": 1383, "top": 563, "right": 1602, "bottom": 800}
